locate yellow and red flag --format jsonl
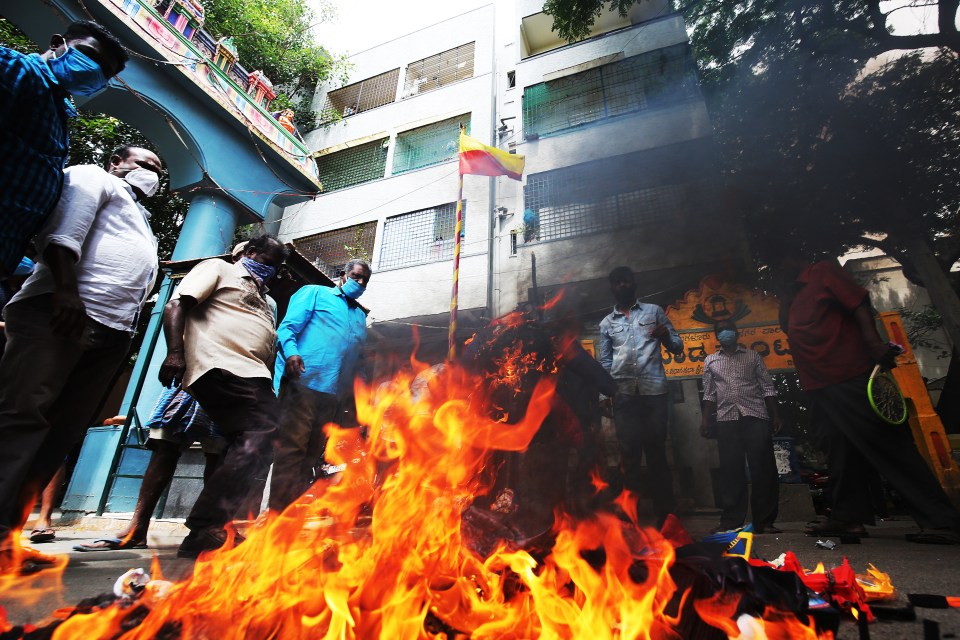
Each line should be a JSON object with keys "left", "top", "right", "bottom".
{"left": 458, "top": 132, "right": 525, "bottom": 181}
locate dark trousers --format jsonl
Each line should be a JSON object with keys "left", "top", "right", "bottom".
{"left": 0, "top": 296, "right": 130, "bottom": 536}
{"left": 810, "top": 374, "right": 960, "bottom": 530}
{"left": 268, "top": 380, "right": 338, "bottom": 512}
{"left": 185, "top": 369, "right": 278, "bottom": 531}
{"left": 716, "top": 416, "right": 779, "bottom": 530}
{"left": 613, "top": 393, "right": 675, "bottom": 518}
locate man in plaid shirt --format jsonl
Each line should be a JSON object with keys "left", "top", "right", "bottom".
{"left": 700, "top": 319, "right": 783, "bottom": 534}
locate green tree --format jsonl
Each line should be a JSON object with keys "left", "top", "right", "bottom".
{"left": 201, "top": 0, "right": 348, "bottom": 129}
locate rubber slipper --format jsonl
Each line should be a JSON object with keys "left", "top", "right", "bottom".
{"left": 29, "top": 528, "right": 56, "bottom": 543}
{"left": 73, "top": 537, "right": 147, "bottom": 552}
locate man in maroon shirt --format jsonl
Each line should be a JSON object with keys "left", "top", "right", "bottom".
{"left": 777, "top": 252, "right": 960, "bottom": 543}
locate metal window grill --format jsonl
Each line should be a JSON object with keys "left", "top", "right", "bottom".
{"left": 392, "top": 115, "right": 470, "bottom": 175}
{"left": 523, "top": 152, "right": 699, "bottom": 242}
{"left": 293, "top": 222, "right": 378, "bottom": 279}
{"left": 320, "top": 68, "right": 401, "bottom": 122}
{"left": 402, "top": 42, "right": 475, "bottom": 99}
{"left": 315, "top": 138, "right": 388, "bottom": 191}
{"left": 378, "top": 202, "right": 465, "bottom": 269}
{"left": 523, "top": 43, "right": 698, "bottom": 138}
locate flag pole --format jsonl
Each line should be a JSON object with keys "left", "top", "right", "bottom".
{"left": 449, "top": 124, "right": 465, "bottom": 360}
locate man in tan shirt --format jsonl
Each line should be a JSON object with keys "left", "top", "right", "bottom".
{"left": 159, "top": 234, "right": 288, "bottom": 558}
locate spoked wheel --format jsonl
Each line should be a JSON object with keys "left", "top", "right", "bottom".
{"left": 867, "top": 365, "right": 908, "bottom": 425}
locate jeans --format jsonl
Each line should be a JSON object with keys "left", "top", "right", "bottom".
{"left": 612, "top": 392, "right": 675, "bottom": 519}
{"left": 268, "top": 379, "right": 339, "bottom": 512}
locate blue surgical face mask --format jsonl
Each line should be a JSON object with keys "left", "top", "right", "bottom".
{"left": 340, "top": 277, "right": 365, "bottom": 299}
{"left": 47, "top": 45, "right": 108, "bottom": 96}
{"left": 717, "top": 329, "right": 738, "bottom": 346}
{"left": 241, "top": 256, "right": 277, "bottom": 284}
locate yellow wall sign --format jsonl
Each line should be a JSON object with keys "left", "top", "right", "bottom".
{"left": 661, "top": 276, "right": 794, "bottom": 379}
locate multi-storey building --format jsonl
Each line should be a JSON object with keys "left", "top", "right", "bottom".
{"left": 278, "top": 1, "right": 752, "bottom": 505}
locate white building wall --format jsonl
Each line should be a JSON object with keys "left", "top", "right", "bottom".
{"left": 278, "top": 5, "right": 497, "bottom": 323}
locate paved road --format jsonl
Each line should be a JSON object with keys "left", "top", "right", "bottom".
{"left": 2, "top": 516, "right": 958, "bottom": 638}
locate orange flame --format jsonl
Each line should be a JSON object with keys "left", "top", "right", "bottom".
{"left": 40, "top": 360, "right": 826, "bottom": 639}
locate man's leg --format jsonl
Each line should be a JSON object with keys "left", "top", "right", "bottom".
{"left": 715, "top": 420, "right": 748, "bottom": 530}
{"left": 637, "top": 394, "right": 675, "bottom": 521}
{"left": 815, "top": 377, "right": 960, "bottom": 531}
{"left": 11, "top": 324, "right": 130, "bottom": 531}
{"left": 742, "top": 417, "right": 779, "bottom": 529}
{"left": 0, "top": 299, "right": 84, "bottom": 539}
{"left": 181, "top": 370, "right": 278, "bottom": 554}
{"left": 269, "top": 381, "right": 337, "bottom": 513}
{"left": 124, "top": 441, "right": 183, "bottom": 541}
{"left": 613, "top": 394, "right": 645, "bottom": 497}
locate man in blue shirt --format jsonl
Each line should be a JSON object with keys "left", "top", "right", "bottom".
{"left": 599, "top": 266, "right": 683, "bottom": 526}
{"left": 0, "top": 20, "right": 128, "bottom": 277}
{"left": 268, "top": 259, "right": 372, "bottom": 513}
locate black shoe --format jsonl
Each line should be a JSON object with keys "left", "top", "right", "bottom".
{"left": 177, "top": 526, "right": 241, "bottom": 559}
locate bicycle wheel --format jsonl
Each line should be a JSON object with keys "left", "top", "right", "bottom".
{"left": 867, "top": 368, "right": 908, "bottom": 425}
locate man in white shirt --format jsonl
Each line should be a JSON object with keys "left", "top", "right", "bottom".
{"left": 0, "top": 145, "right": 161, "bottom": 573}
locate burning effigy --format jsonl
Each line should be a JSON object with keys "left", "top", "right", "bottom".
{"left": 0, "top": 312, "right": 844, "bottom": 639}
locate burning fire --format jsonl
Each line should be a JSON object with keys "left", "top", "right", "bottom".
{"left": 3, "top": 350, "right": 829, "bottom": 639}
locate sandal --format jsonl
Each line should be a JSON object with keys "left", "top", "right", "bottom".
{"left": 905, "top": 530, "right": 960, "bottom": 545}
{"left": 803, "top": 520, "right": 868, "bottom": 537}
{"left": 73, "top": 537, "right": 148, "bottom": 552}
{"left": 29, "top": 528, "right": 56, "bottom": 544}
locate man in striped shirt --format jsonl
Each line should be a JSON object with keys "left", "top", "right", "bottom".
{"left": 700, "top": 319, "right": 783, "bottom": 534}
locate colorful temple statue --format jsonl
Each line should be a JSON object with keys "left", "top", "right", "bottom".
{"left": 213, "top": 36, "right": 238, "bottom": 73}
{"left": 247, "top": 70, "right": 277, "bottom": 109}
{"left": 158, "top": 0, "right": 203, "bottom": 39}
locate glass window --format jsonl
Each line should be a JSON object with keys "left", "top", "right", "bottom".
{"left": 378, "top": 202, "right": 464, "bottom": 269}
{"left": 401, "top": 42, "right": 475, "bottom": 99}
{"left": 522, "top": 43, "right": 699, "bottom": 139}
{"left": 392, "top": 114, "right": 470, "bottom": 175}
{"left": 293, "top": 222, "right": 378, "bottom": 279}
{"left": 315, "top": 138, "right": 389, "bottom": 192}
{"left": 320, "top": 69, "right": 401, "bottom": 122}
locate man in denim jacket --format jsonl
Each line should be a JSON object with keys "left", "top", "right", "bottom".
{"left": 599, "top": 266, "right": 683, "bottom": 525}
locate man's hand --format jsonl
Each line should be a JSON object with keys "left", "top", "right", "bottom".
{"left": 771, "top": 415, "right": 784, "bottom": 434}
{"left": 285, "top": 355, "right": 306, "bottom": 379}
{"left": 651, "top": 323, "right": 670, "bottom": 340}
{"left": 699, "top": 419, "right": 713, "bottom": 438}
{"left": 599, "top": 396, "right": 614, "bottom": 419}
{"left": 159, "top": 350, "right": 186, "bottom": 388}
{"left": 867, "top": 340, "right": 899, "bottom": 370}
{"left": 50, "top": 289, "right": 87, "bottom": 337}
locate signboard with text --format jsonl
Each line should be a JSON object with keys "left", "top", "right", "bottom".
{"left": 661, "top": 276, "right": 794, "bottom": 379}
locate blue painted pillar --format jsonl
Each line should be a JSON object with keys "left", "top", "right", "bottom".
{"left": 67, "top": 192, "right": 241, "bottom": 516}
{"left": 171, "top": 192, "right": 240, "bottom": 260}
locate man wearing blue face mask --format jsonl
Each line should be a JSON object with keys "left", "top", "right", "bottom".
{"left": 0, "top": 144, "right": 159, "bottom": 573}
{"left": 267, "top": 259, "right": 372, "bottom": 515}
{"left": 700, "top": 319, "right": 783, "bottom": 534}
{"left": 0, "top": 20, "right": 128, "bottom": 280}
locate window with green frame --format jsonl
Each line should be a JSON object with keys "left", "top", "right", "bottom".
{"left": 378, "top": 202, "right": 464, "bottom": 269}
{"left": 522, "top": 43, "right": 699, "bottom": 139}
{"left": 392, "top": 115, "right": 470, "bottom": 175}
{"left": 315, "top": 138, "right": 389, "bottom": 192}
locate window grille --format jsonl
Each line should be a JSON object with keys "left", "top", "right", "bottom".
{"left": 315, "top": 138, "right": 389, "bottom": 191}
{"left": 378, "top": 202, "right": 465, "bottom": 269}
{"left": 392, "top": 115, "right": 470, "bottom": 175}
{"left": 523, "top": 43, "right": 698, "bottom": 139}
{"left": 523, "top": 150, "right": 705, "bottom": 242}
{"left": 320, "top": 68, "right": 400, "bottom": 122}
{"left": 293, "top": 222, "right": 378, "bottom": 279}
{"left": 401, "top": 42, "right": 475, "bottom": 99}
